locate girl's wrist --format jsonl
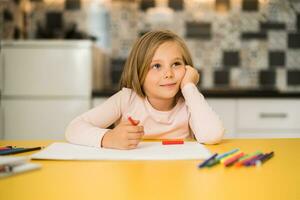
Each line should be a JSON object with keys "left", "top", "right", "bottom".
{"left": 101, "top": 130, "right": 113, "bottom": 148}
{"left": 181, "top": 81, "right": 195, "bottom": 89}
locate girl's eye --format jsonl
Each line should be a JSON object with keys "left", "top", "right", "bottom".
{"left": 173, "top": 62, "right": 183, "bottom": 67}
{"left": 151, "top": 64, "right": 161, "bottom": 69}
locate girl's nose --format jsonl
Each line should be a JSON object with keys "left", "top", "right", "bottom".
{"left": 164, "top": 67, "right": 174, "bottom": 79}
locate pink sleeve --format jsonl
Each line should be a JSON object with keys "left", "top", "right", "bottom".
{"left": 65, "top": 88, "right": 129, "bottom": 148}
{"left": 182, "top": 83, "right": 225, "bottom": 144}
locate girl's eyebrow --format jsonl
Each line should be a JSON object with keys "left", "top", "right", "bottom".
{"left": 173, "top": 57, "right": 184, "bottom": 61}
{"left": 151, "top": 57, "right": 183, "bottom": 63}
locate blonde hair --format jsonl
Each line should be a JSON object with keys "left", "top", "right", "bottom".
{"left": 120, "top": 30, "right": 194, "bottom": 98}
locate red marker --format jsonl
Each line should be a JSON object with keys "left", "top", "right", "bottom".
{"left": 162, "top": 140, "right": 184, "bottom": 145}
{"left": 128, "top": 116, "right": 138, "bottom": 126}
{"left": 0, "top": 147, "right": 11, "bottom": 151}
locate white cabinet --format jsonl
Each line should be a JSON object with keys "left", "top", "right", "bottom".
{"left": 2, "top": 99, "right": 90, "bottom": 140}
{"left": 2, "top": 42, "right": 91, "bottom": 96}
{"left": 1, "top": 40, "right": 92, "bottom": 139}
{"left": 207, "top": 99, "right": 236, "bottom": 138}
{"left": 236, "top": 99, "right": 300, "bottom": 138}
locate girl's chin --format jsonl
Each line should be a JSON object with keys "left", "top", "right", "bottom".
{"left": 158, "top": 89, "right": 179, "bottom": 98}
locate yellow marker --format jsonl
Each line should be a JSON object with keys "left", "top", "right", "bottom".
{"left": 220, "top": 151, "right": 242, "bottom": 164}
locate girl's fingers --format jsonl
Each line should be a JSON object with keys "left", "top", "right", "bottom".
{"left": 126, "top": 125, "right": 144, "bottom": 133}
{"left": 129, "top": 139, "right": 141, "bottom": 146}
{"left": 128, "top": 132, "right": 144, "bottom": 140}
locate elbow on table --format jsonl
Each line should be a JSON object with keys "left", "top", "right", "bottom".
{"left": 198, "top": 127, "right": 225, "bottom": 145}
{"left": 64, "top": 124, "right": 72, "bottom": 143}
{"left": 64, "top": 118, "right": 78, "bottom": 143}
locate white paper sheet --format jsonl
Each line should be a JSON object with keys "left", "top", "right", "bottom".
{"left": 30, "top": 142, "right": 212, "bottom": 160}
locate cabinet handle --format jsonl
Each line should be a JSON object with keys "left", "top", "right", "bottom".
{"left": 259, "top": 113, "right": 288, "bottom": 119}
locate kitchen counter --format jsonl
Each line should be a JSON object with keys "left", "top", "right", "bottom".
{"left": 93, "top": 88, "right": 300, "bottom": 98}
{"left": 1, "top": 40, "right": 93, "bottom": 48}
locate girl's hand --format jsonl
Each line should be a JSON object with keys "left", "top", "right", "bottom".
{"left": 101, "top": 119, "right": 144, "bottom": 150}
{"left": 180, "top": 65, "right": 200, "bottom": 89}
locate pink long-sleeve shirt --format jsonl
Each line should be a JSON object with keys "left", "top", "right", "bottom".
{"left": 65, "top": 83, "right": 224, "bottom": 147}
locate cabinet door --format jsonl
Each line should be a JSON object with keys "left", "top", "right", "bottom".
{"left": 3, "top": 47, "right": 91, "bottom": 96}
{"left": 2, "top": 99, "right": 90, "bottom": 139}
{"left": 0, "top": 50, "right": 3, "bottom": 92}
{"left": 237, "top": 99, "right": 300, "bottom": 138}
{"left": 207, "top": 99, "right": 236, "bottom": 138}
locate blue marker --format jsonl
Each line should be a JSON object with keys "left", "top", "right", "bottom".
{"left": 198, "top": 153, "right": 218, "bottom": 168}
{"left": 216, "top": 148, "right": 239, "bottom": 160}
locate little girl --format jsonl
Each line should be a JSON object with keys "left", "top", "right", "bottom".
{"left": 65, "top": 30, "right": 224, "bottom": 150}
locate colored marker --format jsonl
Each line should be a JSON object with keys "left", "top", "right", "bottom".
{"left": 0, "top": 147, "right": 11, "bottom": 151}
{"left": 198, "top": 153, "right": 218, "bottom": 168}
{"left": 224, "top": 152, "right": 245, "bottom": 167}
{"left": 242, "top": 152, "right": 263, "bottom": 166}
{"left": 233, "top": 154, "right": 251, "bottom": 167}
{"left": 216, "top": 148, "right": 239, "bottom": 160}
{"left": 220, "top": 151, "right": 241, "bottom": 163}
{"left": 0, "top": 147, "right": 42, "bottom": 155}
{"left": 244, "top": 153, "right": 264, "bottom": 166}
{"left": 255, "top": 151, "right": 274, "bottom": 167}
{"left": 246, "top": 154, "right": 265, "bottom": 166}
{"left": 235, "top": 151, "right": 262, "bottom": 167}
{"left": 206, "top": 159, "right": 220, "bottom": 167}
{"left": 128, "top": 116, "right": 138, "bottom": 126}
{"left": 162, "top": 140, "right": 184, "bottom": 145}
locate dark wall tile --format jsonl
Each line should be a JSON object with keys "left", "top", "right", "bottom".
{"left": 140, "top": 0, "right": 155, "bottom": 11}
{"left": 3, "top": 9, "right": 13, "bottom": 21}
{"left": 242, "top": 0, "right": 259, "bottom": 11}
{"left": 214, "top": 70, "right": 230, "bottom": 86}
{"left": 223, "top": 51, "right": 240, "bottom": 67}
{"left": 260, "top": 22, "right": 286, "bottom": 31}
{"left": 288, "top": 33, "right": 300, "bottom": 49}
{"left": 287, "top": 70, "right": 300, "bottom": 86}
{"left": 269, "top": 51, "right": 285, "bottom": 68}
{"left": 168, "top": 0, "right": 184, "bottom": 11}
{"left": 259, "top": 70, "right": 276, "bottom": 87}
{"left": 65, "top": 0, "right": 81, "bottom": 10}
{"left": 46, "top": 11, "right": 63, "bottom": 30}
{"left": 111, "top": 59, "right": 126, "bottom": 84}
{"left": 13, "top": 0, "right": 21, "bottom": 4}
{"left": 185, "top": 22, "right": 212, "bottom": 39}
{"left": 241, "top": 32, "right": 267, "bottom": 40}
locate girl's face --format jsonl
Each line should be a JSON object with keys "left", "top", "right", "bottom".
{"left": 143, "top": 41, "right": 186, "bottom": 101}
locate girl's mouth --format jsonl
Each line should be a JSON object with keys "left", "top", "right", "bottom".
{"left": 160, "top": 83, "right": 177, "bottom": 87}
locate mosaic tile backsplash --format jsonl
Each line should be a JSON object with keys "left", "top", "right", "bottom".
{"left": 1, "top": 0, "right": 300, "bottom": 91}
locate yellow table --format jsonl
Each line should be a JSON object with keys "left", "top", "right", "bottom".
{"left": 0, "top": 139, "right": 299, "bottom": 200}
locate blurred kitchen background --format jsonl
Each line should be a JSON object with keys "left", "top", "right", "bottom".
{"left": 0, "top": 0, "right": 300, "bottom": 140}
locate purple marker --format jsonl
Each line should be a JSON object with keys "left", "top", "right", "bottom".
{"left": 244, "top": 153, "right": 263, "bottom": 166}
{"left": 246, "top": 154, "right": 265, "bottom": 166}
